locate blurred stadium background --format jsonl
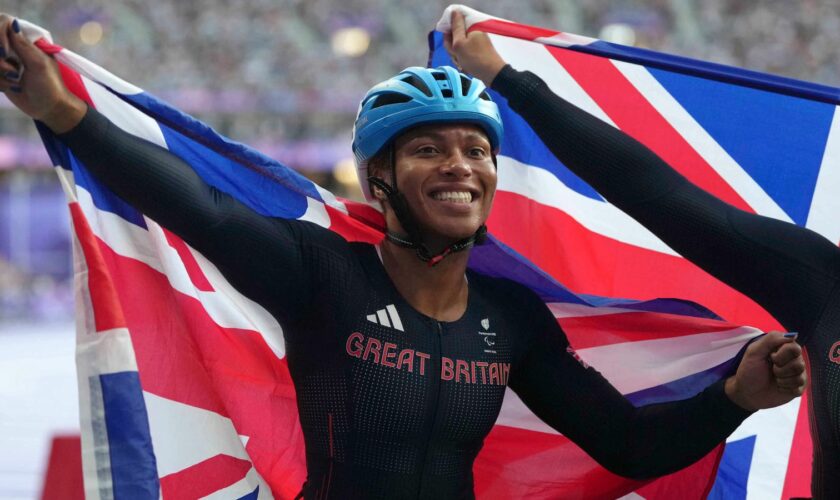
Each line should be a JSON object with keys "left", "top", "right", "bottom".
{"left": 1, "top": 1, "right": 838, "bottom": 498}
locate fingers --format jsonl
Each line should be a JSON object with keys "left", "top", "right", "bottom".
{"left": 772, "top": 342, "right": 806, "bottom": 393}
{"left": 0, "top": 14, "right": 13, "bottom": 61}
{"left": 451, "top": 9, "right": 467, "bottom": 39}
{"left": 770, "top": 340, "right": 802, "bottom": 368}
{"left": 8, "top": 18, "right": 40, "bottom": 63}
{"left": 749, "top": 330, "right": 795, "bottom": 358}
{"left": 0, "top": 17, "right": 25, "bottom": 93}
{"left": 775, "top": 368, "right": 807, "bottom": 394}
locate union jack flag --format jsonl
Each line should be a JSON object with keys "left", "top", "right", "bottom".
{"left": 25, "top": 2, "right": 837, "bottom": 497}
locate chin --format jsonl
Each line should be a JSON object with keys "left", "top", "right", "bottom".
{"left": 433, "top": 221, "right": 484, "bottom": 241}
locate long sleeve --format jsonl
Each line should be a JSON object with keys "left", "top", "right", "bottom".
{"left": 58, "top": 107, "right": 344, "bottom": 326}
{"left": 492, "top": 66, "right": 840, "bottom": 342}
{"left": 508, "top": 300, "right": 751, "bottom": 479}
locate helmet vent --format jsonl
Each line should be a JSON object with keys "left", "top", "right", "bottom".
{"left": 401, "top": 75, "right": 432, "bottom": 97}
{"left": 460, "top": 75, "right": 472, "bottom": 95}
{"left": 441, "top": 89, "right": 453, "bottom": 98}
{"left": 432, "top": 72, "right": 447, "bottom": 81}
{"left": 371, "top": 92, "right": 412, "bottom": 109}
{"left": 479, "top": 91, "right": 491, "bottom": 101}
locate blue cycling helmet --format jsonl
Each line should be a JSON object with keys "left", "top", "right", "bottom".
{"left": 352, "top": 65, "right": 504, "bottom": 201}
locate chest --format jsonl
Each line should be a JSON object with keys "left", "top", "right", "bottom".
{"left": 351, "top": 298, "right": 512, "bottom": 431}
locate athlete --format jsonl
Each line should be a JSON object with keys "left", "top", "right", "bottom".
{"left": 0, "top": 13, "right": 808, "bottom": 499}
{"left": 444, "top": 9, "right": 839, "bottom": 499}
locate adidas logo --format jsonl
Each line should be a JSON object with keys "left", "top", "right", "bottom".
{"left": 366, "top": 304, "right": 404, "bottom": 332}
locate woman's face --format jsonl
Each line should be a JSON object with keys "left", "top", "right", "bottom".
{"left": 385, "top": 123, "right": 497, "bottom": 247}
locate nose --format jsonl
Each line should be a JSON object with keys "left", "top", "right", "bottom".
{"left": 440, "top": 150, "right": 471, "bottom": 178}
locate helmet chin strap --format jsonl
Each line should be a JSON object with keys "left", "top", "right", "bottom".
{"left": 367, "top": 174, "right": 487, "bottom": 267}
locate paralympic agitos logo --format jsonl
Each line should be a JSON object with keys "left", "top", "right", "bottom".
{"left": 830, "top": 341, "right": 840, "bottom": 365}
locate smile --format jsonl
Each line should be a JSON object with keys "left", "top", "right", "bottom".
{"left": 432, "top": 191, "right": 474, "bottom": 204}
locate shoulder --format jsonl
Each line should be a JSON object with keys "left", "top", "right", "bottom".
{"left": 284, "top": 218, "right": 355, "bottom": 254}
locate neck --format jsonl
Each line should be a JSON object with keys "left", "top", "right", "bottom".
{"left": 380, "top": 239, "right": 470, "bottom": 322}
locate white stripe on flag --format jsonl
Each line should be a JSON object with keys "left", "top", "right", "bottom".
{"left": 55, "top": 48, "right": 145, "bottom": 96}
{"left": 144, "top": 391, "right": 251, "bottom": 478}
{"left": 82, "top": 74, "right": 166, "bottom": 148}
{"left": 496, "top": 155, "right": 678, "bottom": 254}
{"left": 547, "top": 302, "right": 638, "bottom": 318}
{"left": 299, "top": 196, "right": 331, "bottom": 228}
{"left": 490, "top": 33, "right": 616, "bottom": 126}
{"left": 577, "top": 327, "right": 761, "bottom": 395}
{"left": 806, "top": 105, "right": 840, "bottom": 244}
{"left": 612, "top": 60, "right": 792, "bottom": 223}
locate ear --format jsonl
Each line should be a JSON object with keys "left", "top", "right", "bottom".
{"left": 372, "top": 184, "right": 387, "bottom": 200}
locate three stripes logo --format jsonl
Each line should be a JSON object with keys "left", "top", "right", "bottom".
{"left": 367, "top": 304, "right": 404, "bottom": 332}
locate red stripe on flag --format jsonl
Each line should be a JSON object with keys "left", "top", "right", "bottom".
{"left": 488, "top": 191, "right": 781, "bottom": 331}
{"left": 160, "top": 454, "right": 252, "bottom": 499}
{"left": 548, "top": 46, "right": 755, "bottom": 213}
{"left": 34, "top": 38, "right": 65, "bottom": 56}
{"left": 474, "top": 425, "right": 720, "bottom": 499}
{"left": 470, "top": 19, "right": 559, "bottom": 40}
{"left": 162, "top": 228, "right": 214, "bottom": 292}
{"left": 326, "top": 204, "right": 383, "bottom": 244}
{"left": 559, "top": 310, "right": 744, "bottom": 350}
{"left": 70, "top": 203, "right": 126, "bottom": 331}
{"left": 34, "top": 41, "right": 94, "bottom": 107}
{"left": 782, "top": 351, "right": 813, "bottom": 499}
{"left": 781, "top": 391, "right": 812, "bottom": 498}
{"left": 90, "top": 233, "right": 307, "bottom": 494}
{"left": 634, "top": 445, "right": 724, "bottom": 500}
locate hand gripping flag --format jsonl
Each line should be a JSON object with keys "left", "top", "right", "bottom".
{"left": 21, "top": 2, "right": 833, "bottom": 497}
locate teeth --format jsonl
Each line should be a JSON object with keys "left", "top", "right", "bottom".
{"left": 433, "top": 191, "right": 473, "bottom": 203}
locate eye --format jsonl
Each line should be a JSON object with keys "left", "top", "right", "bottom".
{"left": 415, "top": 145, "right": 440, "bottom": 155}
{"left": 468, "top": 147, "right": 488, "bottom": 158}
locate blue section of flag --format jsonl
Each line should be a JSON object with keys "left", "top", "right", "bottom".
{"left": 160, "top": 124, "right": 311, "bottom": 219}
{"left": 471, "top": 236, "right": 723, "bottom": 319}
{"left": 100, "top": 371, "right": 160, "bottom": 499}
{"left": 650, "top": 67, "right": 835, "bottom": 225}
{"left": 124, "top": 91, "right": 322, "bottom": 216}
{"left": 469, "top": 236, "right": 587, "bottom": 305}
{"left": 71, "top": 157, "right": 149, "bottom": 229}
{"left": 707, "top": 436, "right": 757, "bottom": 500}
{"left": 34, "top": 121, "right": 148, "bottom": 228}
{"left": 579, "top": 40, "right": 840, "bottom": 105}
{"left": 237, "top": 486, "right": 260, "bottom": 500}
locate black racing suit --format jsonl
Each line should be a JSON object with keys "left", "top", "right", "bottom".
{"left": 60, "top": 103, "right": 751, "bottom": 498}
{"left": 490, "top": 65, "right": 840, "bottom": 499}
